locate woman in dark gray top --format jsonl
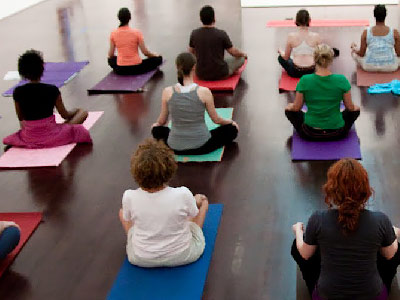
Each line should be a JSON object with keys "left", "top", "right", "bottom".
{"left": 151, "top": 52, "right": 238, "bottom": 155}
{"left": 292, "top": 159, "right": 400, "bottom": 300}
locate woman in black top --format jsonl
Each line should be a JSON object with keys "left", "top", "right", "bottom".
{"left": 3, "top": 50, "right": 91, "bottom": 148}
{"left": 292, "top": 159, "right": 400, "bottom": 300}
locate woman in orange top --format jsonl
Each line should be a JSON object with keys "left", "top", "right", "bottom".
{"left": 108, "top": 8, "right": 162, "bottom": 75}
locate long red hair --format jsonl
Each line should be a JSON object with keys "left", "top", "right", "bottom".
{"left": 323, "top": 159, "right": 373, "bottom": 234}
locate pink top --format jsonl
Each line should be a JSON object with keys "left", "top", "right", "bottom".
{"left": 110, "top": 26, "right": 144, "bottom": 66}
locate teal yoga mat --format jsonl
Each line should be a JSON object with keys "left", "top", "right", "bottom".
{"left": 171, "top": 108, "right": 234, "bottom": 162}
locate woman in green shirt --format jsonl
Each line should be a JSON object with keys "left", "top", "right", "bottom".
{"left": 285, "top": 44, "right": 360, "bottom": 141}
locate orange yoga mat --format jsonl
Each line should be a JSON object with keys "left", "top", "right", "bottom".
{"left": 267, "top": 19, "right": 369, "bottom": 27}
{"left": 356, "top": 68, "right": 400, "bottom": 87}
{"left": 279, "top": 71, "right": 300, "bottom": 92}
{"left": 194, "top": 60, "right": 247, "bottom": 91}
{"left": 0, "top": 212, "right": 42, "bottom": 276}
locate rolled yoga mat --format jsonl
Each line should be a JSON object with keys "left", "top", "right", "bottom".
{"left": 107, "top": 204, "right": 224, "bottom": 300}
{"left": 267, "top": 19, "right": 369, "bottom": 27}
{"left": 2, "top": 61, "right": 89, "bottom": 97}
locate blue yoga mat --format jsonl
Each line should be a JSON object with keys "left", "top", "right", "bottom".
{"left": 107, "top": 203, "right": 224, "bottom": 300}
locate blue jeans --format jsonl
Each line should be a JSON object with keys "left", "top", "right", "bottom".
{"left": 0, "top": 226, "right": 21, "bottom": 260}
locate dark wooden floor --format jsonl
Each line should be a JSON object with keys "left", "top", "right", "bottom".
{"left": 1, "top": 1, "right": 400, "bottom": 299}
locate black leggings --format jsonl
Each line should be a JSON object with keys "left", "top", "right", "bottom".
{"left": 108, "top": 56, "right": 162, "bottom": 75}
{"left": 291, "top": 240, "right": 400, "bottom": 296}
{"left": 278, "top": 55, "right": 315, "bottom": 78}
{"left": 285, "top": 109, "right": 360, "bottom": 141}
{"left": 151, "top": 124, "right": 238, "bottom": 155}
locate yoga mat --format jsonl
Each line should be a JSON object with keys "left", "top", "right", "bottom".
{"left": 88, "top": 63, "right": 163, "bottom": 95}
{"left": 2, "top": 61, "right": 89, "bottom": 97}
{"left": 193, "top": 60, "right": 247, "bottom": 91}
{"left": 267, "top": 19, "right": 369, "bottom": 27}
{"left": 279, "top": 71, "right": 300, "bottom": 92}
{"left": 172, "top": 108, "right": 233, "bottom": 163}
{"left": 357, "top": 68, "right": 400, "bottom": 87}
{"left": 107, "top": 204, "right": 223, "bottom": 300}
{"left": 291, "top": 127, "right": 361, "bottom": 161}
{"left": 0, "top": 212, "right": 42, "bottom": 276}
{"left": 0, "top": 111, "right": 103, "bottom": 168}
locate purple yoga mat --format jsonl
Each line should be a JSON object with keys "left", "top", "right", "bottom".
{"left": 3, "top": 61, "right": 89, "bottom": 97}
{"left": 291, "top": 127, "right": 361, "bottom": 161}
{"left": 87, "top": 68, "right": 159, "bottom": 95}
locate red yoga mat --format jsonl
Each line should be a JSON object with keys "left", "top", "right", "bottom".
{"left": 357, "top": 67, "right": 400, "bottom": 87}
{"left": 279, "top": 71, "right": 300, "bottom": 92}
{"left": 267, "top": 19, "right": 369, "bottom": 27}
{"left": 194, "top": 60, "right": 247, "bottom": 91}
{"left": 0, "top": 212, "right": 42, "bottom": 276}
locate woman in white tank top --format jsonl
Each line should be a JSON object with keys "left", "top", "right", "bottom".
{"left": 278, "top": 9, "right": 322, "bottom": 78}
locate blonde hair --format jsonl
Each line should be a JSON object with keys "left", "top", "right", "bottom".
{"left": 314, "top": 44, "right": 334, "bottom": 68}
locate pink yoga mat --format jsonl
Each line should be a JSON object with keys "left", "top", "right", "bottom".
{"left": 193, "top": 60, "right": 247, "bottom": 91}
{"left": 279, "top": 71, "right": 300, "bottom": 92}
{"left": 0, "top": 111, "right": 103, "bottom": 168}
{"left": 267, "top": 19, "right": 369, "bottom": 27}
{"left": 0, "top": 212, "right": 42, "bottom": 277}
{"left": 356, "top": 68, "right": 400, "bottom": 87}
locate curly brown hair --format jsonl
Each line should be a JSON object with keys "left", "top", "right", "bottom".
{"left": 131, "top": 139, "right": 177, "bottom": 190}
{"left": 323, "top": 159, "right": 373, "bottom": 234}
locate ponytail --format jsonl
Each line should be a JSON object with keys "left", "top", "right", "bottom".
{"left": 175, "top": 52, "right": 196, "bottom": 84}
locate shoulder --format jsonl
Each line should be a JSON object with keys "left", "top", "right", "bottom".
{"left": 42, "top": 83, "right": 60, "bottom": 94}
{"left": 299, "top": 73, "right": 314, "bottom": 83}
{"left": 162, "top": 86, "right": 174, "bottom": 99}
{"left": 216, "top": 27, "right": 230, "bottom": 37}
{"left": 123, "top": 189, "right": 139, "bottom": 199}
{"left": 332, "top": 74, "right": 350, "bottom": 83}
{"left": 367, "top": 210, "right": 391, "bottom": 222}
{"left": 394, "top": 29, "right": 400, "bottom": 37}
{"left": 170, "top": 186, "right": 193, "bottom": 197}
{"left": 132, "top": 28, "right": 143, "bottom": 35}
{"left": 197, "top": 86, "right": 212, "bottom": 97}
{"left": 288, "top": 32, "right": 297, "bottom": 39}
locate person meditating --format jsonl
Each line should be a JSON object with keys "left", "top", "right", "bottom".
{"left": 0, "top": 221, "right": 20, "bottom": 260}
{"left": 285, "top": 44, "right": 360, "bottom": 141}
{"left": 292, "top": 159, "right": 400, "bottom": 300}
{"left": 151, "top": 52, "right": 238, "bottom": 155}
{"left": 278, "top": 9, "right": 321, "bottom": 78}
{"left": 108, "top": 7, "right": 162, "bottom": 75}
{"left": 189, "top": 5, "right": 247, "bottom": 81}
{"left": 119, "top": 139, "right": 209, "bottom": 267}
{"left": 351, "top": 5, "right": 400, "bottom": 72}
{"left": 3, "top": 50, "right": 91, "bottom": 149}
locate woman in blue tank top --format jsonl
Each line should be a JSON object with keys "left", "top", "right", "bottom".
{"left": 351, "top": 5, "right": 400, "bottom": 72}
{"left": 151, "top": 52, "right": 238, "bottom": 155}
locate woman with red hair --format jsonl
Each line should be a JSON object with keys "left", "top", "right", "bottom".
{"left": 292, "top": 159, "right": 400, "bottom": 300}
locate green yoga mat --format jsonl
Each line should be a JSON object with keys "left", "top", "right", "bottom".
{"left": 170, "top": 108, "right": 234, "bottom": 162}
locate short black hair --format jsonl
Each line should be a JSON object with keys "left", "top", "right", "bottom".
{"left": 374, "top": 5, "right": 386, "bottom": 22}
{"left": 18, "top": 49, "right": 44, "bottom": 81}
{"left": 118, "top": 7, "right": 131, "bottom": 26}
{"left": 200, "top": 5, "right": 215, "bottom": 25}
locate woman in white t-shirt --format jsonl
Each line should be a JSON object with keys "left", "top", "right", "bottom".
{"left": 119, "top": 139, "right": 209, "bottom": 267}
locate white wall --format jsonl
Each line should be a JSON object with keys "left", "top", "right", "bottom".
{"left": 0, "top": 0, "right": 47, "bottom": 20}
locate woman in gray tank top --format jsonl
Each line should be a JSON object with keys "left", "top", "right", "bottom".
{"left": 151, "top": 52, "right": 238, "bottom": 155}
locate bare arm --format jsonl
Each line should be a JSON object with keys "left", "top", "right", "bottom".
{"left": 352, "top": 30, "right": 367, "bottom": 57}
{"left": 200, "top": 87, "right": 236, "bottom": 126}
{"left": 227, "top": 47, "right": 247, "bottom": 59}
{"left": 381, "top": 239, "right": 398, "bottom": 260}
{"left": 285, "top": 92, "right": 304, "bottom": 111}
{"left": 139, "top": 41, "right": 159, "bottom": 58}
{"left": 108, "top": 40, "right": 115, "bottom": 58}
{"left": 343, "top": 91, "right": 360, "bottom": 111}
{"left": 282, "top": 38, "right": 293, "bottom": 60}
{"left": 153, "top": 87, "right": 171, "bottom": 126}
{"left": 55, "top": 95, "right": 77, "bottom": 120}
{"left": 292, "top": 222, "right": 317, "bottom": 260}
{"left": 394, "top": 29, "right": 400, "bottom": 57}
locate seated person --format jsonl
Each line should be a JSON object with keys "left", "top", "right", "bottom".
{"left": 189, "top": 5, "right": 247, "bottom": 81}
{"left": 3, "top": 50, "right": 91, "bottom": 149}
{"left": 351, "top": 5, "right": 400, "bottom": 72}
{"left": 285, "top": 44, "right": 360, "bottom": 141}
{"left": 119, "top": 139, "right": 209, "bottom": 267}
{"left": 108, "top": 7, "right": 162, "bottom": 75}
{"left": 0, "top": 221, "right": 20, "bottom": 260}
{"left": 151, "top": 52, "right": 238, "bottom": 155}
{"left": 292, "top": 158, "right": 400, "bottom": 300}
{"left": 278, "top": 9, "right": 321, "bottom": 78}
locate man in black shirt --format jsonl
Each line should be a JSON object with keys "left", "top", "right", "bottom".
{"left": 189, "top": 5, "right": 247, "bottom": 81}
